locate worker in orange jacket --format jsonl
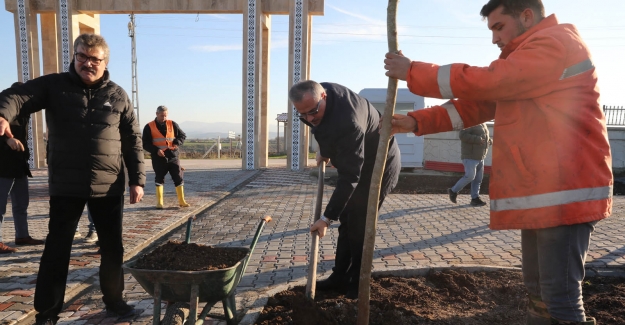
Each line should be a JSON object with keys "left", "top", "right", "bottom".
{"left": 142, "top": 105, "right": 190, "bottom": 209}
{"left": 384, "top": 1, "right": 611, "bottom": 325}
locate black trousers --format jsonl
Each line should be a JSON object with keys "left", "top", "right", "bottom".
{"left": 152, "top": 157, "right": 183, "bottom": 186}
{"left": 34, "top": 196, "right": 125, "bottom": 321}
{"left": 332, "top": 156, "right": 401, "bottom": 283}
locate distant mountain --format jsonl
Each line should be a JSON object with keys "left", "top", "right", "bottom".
{"left": 179, "top": 121, "right": 280, "bottom": 139}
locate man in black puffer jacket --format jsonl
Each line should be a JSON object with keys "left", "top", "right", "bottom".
{"left": 289, "top": 80, "right": 401, "bottom": 299}
{"left": 0, "top": 34, "right": 145, "bottom": 325}
{"left": 0, "top": 82, "right": 45, "bottom": 254}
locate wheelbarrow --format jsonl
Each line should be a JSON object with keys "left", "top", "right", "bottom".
{"left": 123, "top": 215, "right": 272, "bottom": 325}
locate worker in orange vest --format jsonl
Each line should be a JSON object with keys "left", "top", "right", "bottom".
{"left": 142, "top": 105, "right": 190, "bottom": 209}
{"left": 384, "top": 1, "right": 611, "bottom": 324}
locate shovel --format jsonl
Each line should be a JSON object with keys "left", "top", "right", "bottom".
{"left": 305, "top": 162, "right": 326, "bottom": 300}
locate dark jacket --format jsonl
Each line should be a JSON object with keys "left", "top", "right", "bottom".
{"left": 0, "top": 109, "right": 31, "bottom": 179}
{"left": 0, "top": 63, "right": 146, "bottom": 198}
{"left": 305, "top": 82, "right": 401, "bottom": 221}
{"left": 142, "top": 118, "right": 186, "bottom": 162}
{"left": 459, "top": 123, "right": 490, "bottom": 161}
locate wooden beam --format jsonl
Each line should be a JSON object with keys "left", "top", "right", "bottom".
{"left": 5, "top": 0, "right": 324, "bottom": 15}
{"left": 78, "top": 13, "right": 100, "bottom": 34}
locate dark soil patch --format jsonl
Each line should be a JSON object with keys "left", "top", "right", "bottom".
{"left": 255, "top": 269, "right": 625, "bottom": 325}
{"left": 133, "top": 241, "right": 248, "bottom": 271}
{"left": 583, "top": 276, "right": 625, "bottom": 324}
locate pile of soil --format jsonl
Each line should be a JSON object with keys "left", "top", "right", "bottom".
{"left": 133, "top": 241, "right": 248, "bottom": 271}
{"left": 255, "top": 269, "right": 625, "bottom": 325}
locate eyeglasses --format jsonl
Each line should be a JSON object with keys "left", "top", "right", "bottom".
{"left": 298, "top": 99, "right": 322, "bottom": 118}
{"left": 74, "top": 52, "right": 105, "bottom": 66}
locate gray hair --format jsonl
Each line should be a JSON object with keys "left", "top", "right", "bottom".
{"left": 156, "top": 105, "right": 168, "bottom": 113}
{"left": 289, "top": 80, "right": 325, "bottom": 103}
{"left": 73, "top": 34, "right": 110, "bottom": 63}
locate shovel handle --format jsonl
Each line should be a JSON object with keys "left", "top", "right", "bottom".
{"left": 306, "top": 162, "right": 326, "bottom": 300}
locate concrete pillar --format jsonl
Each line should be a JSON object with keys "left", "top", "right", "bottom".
{"left": 37, "top": 13, "right": 58, "bottom": 167}
{"left": 56, "top": 0, "right": 82, "bottom": 73}
{"left": 78, "top": 13, "right": 101, "bottom": 35}
{"left": 241, "top": 0, "right": 262, "bottom": 170}
{"left": 287, "top": 0, "right": 311, "bottom": 171}
{"left": 14, "top": 0, "right": 44, "bottom": 168}
{"left": 259, "top": 14, "right": 271, "bottom": 168}
{"left": 41, "top": 13, "right": 59, "bottom": 74}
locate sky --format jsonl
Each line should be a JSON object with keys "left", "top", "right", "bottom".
{"left": 0, "top": 0, "right": 624, "bottom": 132}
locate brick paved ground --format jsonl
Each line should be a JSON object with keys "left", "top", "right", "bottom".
{"left": 0, "top": 159, "right": 623, "bottom": 325}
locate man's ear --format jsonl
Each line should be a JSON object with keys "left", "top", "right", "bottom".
{"left": 521, "top": 8, "right": 536, "bottom": 28}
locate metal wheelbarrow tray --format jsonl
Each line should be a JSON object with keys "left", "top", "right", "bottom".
{"left": 123, "top": 216, "right": 271, "bottom": 325}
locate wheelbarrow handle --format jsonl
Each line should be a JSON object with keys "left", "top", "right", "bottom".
{"left": 241, "top": 215, "right": 272, "bottom": 274}
{"left": 185, "top": 216, "right": 196, "bottom": 244}
{"left": 248, "top": 215, "right": 272, "bottom": 253}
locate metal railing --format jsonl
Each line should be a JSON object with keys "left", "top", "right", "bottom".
{"left": 604, "top": 105, "right": 625, "bottom": 126}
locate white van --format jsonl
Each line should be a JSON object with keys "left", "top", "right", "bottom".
{"left": 358, "top": 88, "right": 425, "bottom": 169}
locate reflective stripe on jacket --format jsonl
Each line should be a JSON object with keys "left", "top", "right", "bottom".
{"left": 148, "top": 120, "right": 176, "bottom": 150}
{"left": 406, "top": 15, "right": 612, "bottom": 230}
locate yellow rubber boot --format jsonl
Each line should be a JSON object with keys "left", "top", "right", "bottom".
{"left": 176, "top": 185, "right": 190, "bottom": 207}
{"left": 156, "top": 185, "right": 164, "bottom": 209}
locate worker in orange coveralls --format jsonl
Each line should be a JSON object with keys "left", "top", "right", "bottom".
{"left": 384, "top": 1, "right": 611, "bottom": 324}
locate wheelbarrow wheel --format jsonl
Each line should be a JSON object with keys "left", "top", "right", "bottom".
{"left": 161, "top": 302, "right": 189, "bottom": 325}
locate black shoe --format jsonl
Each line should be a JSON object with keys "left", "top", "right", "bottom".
{"left": 316, "top": 273, "right": 346, "bottom": 292}
{"left": 84, "top": 230, "right": 98, "bottom": 243}
{"left": 34, "top": 317, "right": 58, "bottom": 325}
{"left": 105, "top": 300, "right": 136, "bottom": 318}
{"left": 470, "top": 197, "right": 487, "bottom": 206}
{"left": 551, "top": 317, "right": 596, "bottom": 324}
{"left": 15, "top": 236, "right": 45, "bottom": 245}
{"left": 345, "top": 280, "right": 359, "bottom": 299}
{"left": 447, "top": 188, "right": 457, "bottom": 204}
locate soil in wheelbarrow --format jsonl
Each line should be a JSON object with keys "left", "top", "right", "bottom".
{"left": 133, "top": 241, "right": 248, "bottom": 271}
{"left": 255, "top": 269, "right": 625, "bottom": 325}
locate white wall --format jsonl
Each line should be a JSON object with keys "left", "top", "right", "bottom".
{"left": 423, "top": 123, "right": 494, "bottom": 166}
{"left": 423, "top": 124, "right": 624, "bottom": 173}
{"left": 608, "top": 126, "right": 625, "bottom": 173}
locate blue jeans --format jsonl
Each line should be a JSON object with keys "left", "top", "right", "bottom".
{"left": 522, "top": 221, "right": 597, "bottom": 322}
{"left": 76, "top": 204, "right": 96, "bottom": 233}
{"left": 451, "top": 159, "right": 484, "bottom": 199}
{"left": 0, "top": 176, "right": 30, "bottom": 242}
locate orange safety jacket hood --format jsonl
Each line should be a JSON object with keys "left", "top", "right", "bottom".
{"left": 148, "top": 120, "right": 176, "bottom": 151}
{"left": 405, "top": 15, "right": 612, "bottom": 230}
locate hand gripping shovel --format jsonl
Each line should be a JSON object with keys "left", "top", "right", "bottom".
{"left": 306, "top": 162, "right": 326, "bottom": 300}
